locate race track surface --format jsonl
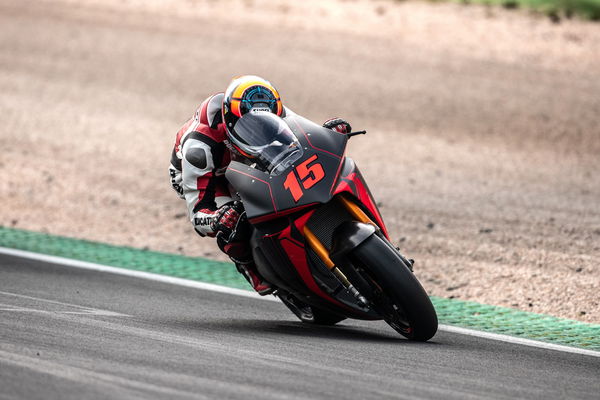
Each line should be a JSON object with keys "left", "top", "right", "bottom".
{"left": 1, "top": 0, "right": 599, "bottom": 323}
{"left": 1, "top": 255, "right": 598, "bottom": 400}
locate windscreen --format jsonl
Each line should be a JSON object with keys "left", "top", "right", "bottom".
{"left": 231, "top": 112, "right": 303, "bottom": 175}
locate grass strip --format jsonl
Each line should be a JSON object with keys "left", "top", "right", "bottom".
{"left": 1, "top": 226, "right": 598, "bottom": 350}
{"left": 438, "top": 0, "right": 600, "bottom": 20}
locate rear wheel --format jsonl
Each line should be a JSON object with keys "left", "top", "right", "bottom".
{"left": 277, "top": 292, "right": 347, "bottom": 326}
{"left": 347, "top": 234, "right": 438, "bottom": 341}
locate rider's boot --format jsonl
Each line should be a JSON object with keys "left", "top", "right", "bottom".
{"left": 235, "top": 262, "right": 274, "bottom": 295}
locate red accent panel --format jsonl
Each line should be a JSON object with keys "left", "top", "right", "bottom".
{"left": 248, "top": 203, "right": 317, "bottom": 224}
{"left": 278, "top": 210, "right": 352, "bottom": 310}
{"left": 278, "top": 237, "right": 347, "bottom": 309}
{"left": 352, "top": 175, "right": 390, "bottom": 239}
{"left": 329, "top": 156, "right": 346, "bottom": 195}
{"left": 333, "top": 180, "right": 353, "bottom": 197}
{"left": 332, "top": 172, "right": 390, "bottom": 238}
{"left": 197, "top": 208, "right": 216, "bottom": 215}
{"left": 293, "top": 210, "right": 315, "bottom": 234}
{"left": 333, "top": 171, "right": 357, "bottom": 197}
{"left": 260, "top": 209, "right": 310, "bottom": 252}
{"left": 196, "top": 172, "right": 213, "bottom": 190}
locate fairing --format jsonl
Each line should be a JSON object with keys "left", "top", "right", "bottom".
{"left": 226, "top": 111, "right": 388, "bottom": 317}
{"left": 226, "top": 111, "right": 347, "bottom": 222}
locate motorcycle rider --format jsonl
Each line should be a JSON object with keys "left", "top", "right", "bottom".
{"left": 169, "top": 75, "right": 352, "bottom": 295}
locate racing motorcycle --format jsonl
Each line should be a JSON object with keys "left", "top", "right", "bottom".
{"left": 225, "top": 110, "right": 438, "bottom": 341}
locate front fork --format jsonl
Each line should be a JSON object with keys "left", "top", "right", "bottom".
{"left": 301, "top": 195, "right": 380, "bottom": 307}
{"left": 303, "top": 227, "right": 368, "bottom": 306}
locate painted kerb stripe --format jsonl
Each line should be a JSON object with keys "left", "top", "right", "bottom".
{"left": 1, "top": 226, "right": 599, "bottom": 353}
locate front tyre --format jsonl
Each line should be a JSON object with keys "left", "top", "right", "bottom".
{"left": 349, "top": 235, "right": 438, "bottom": 341}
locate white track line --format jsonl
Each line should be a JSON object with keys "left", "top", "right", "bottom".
{"left": 0, "top": 247, "right": 276, "bottom": 302}
{"left": 1, "top": 246, "right": 598, "bottom": 358}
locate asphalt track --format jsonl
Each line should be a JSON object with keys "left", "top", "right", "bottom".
{"left": 1, "top": 254, "right": 598, "bottom": 400}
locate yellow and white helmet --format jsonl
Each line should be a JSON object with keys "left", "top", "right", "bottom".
{"left": 222, "top": 75, "right": 283, "bottom": 151}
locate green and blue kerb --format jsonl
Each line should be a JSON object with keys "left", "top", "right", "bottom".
{"left": 1, "top": 226, "right": 598, "bottom": 351}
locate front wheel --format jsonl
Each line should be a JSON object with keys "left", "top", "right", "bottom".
{"left": 347, "top": 234, "right": 438, "bottom": 341}
{"left": 276, "top": 292, "right": 347, "bottom": 326}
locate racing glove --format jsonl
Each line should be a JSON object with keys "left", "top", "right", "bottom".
{"left": 323, "top": 118, "right": 352, "bottom": 134}
{"left": 211, "top": 201, "right": 245, "bottom": 242}
{"left": 211, "top": 201, "right": 252, "bottom": 263}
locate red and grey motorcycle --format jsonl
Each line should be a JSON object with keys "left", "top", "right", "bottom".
{"left": 225, "top": 110, "right": 438, "bottom": 341}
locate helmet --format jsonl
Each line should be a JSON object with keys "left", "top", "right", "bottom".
{"left": 222, "top": 75, "right": 283, "bottom": 154}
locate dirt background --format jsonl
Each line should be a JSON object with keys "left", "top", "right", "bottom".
{"left": 1, "top": 0, "right": 598, "bottom": 322}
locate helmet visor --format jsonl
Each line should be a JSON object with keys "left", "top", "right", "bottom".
{"left": 231, "top": 112, "right": 303, "bottom": 175}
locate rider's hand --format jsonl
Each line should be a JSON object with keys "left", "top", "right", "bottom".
{"left": 323, "top": 118, "right": 352, "bottom": 134}
{"left": 211, "top": 201, "right": 245, "bottom": 243}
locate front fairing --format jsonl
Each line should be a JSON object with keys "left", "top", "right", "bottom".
{"left": 229, "top": 112, "right": 389, "bottom": 319}
{"left": 226, "top": 111, "right": 348, "bottom": 221}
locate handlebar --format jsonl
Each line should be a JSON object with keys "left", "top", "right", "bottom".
{"left": 347, "top": 130, "right": 367, "bottom": 138}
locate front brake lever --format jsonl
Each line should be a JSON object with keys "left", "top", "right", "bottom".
{"left": 347, "top": 130, "right": 367, "bottom": 138}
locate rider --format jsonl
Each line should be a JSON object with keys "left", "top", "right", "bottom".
{"left": 169, "top": 75, "right": 352, "bottom": 295}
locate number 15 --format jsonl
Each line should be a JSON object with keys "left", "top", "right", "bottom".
{"left": 283, "top": 155, "right": 325, "bottom": 202}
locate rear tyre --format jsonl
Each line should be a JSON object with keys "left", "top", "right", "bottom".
{"left": 277, "top": 292, "right": 347, "bottom": 326}
{"left": 348, "top": 234, "right": 438, "bottom": 341}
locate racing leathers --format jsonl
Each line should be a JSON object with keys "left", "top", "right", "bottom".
{"left": 169, "top": 93, "right": 233, "bottom": 239}
{"left": 170, "top": 93, "right": 275, "bottom": 294}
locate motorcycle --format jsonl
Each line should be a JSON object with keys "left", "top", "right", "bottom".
{"left": 225, "top": 110, "right": 438, "bottom": 341}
